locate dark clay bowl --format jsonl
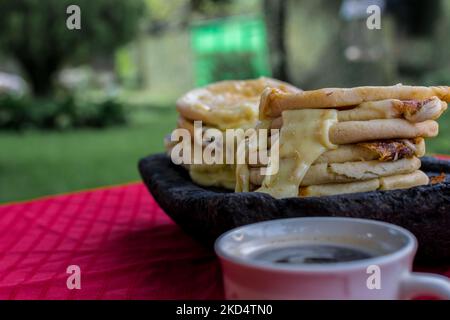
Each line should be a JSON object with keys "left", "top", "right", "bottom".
{"left": 139, "top": 154, "right": 450, "bottom": 263}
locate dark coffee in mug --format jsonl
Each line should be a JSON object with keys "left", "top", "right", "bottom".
{"left": 251, "top": 244, "right": 375, "bottom": 265}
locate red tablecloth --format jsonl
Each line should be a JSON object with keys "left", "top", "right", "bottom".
{"left": 0, "top": 183, "right": 223, "bottom": 299}
{"left": 0, "top": 156, "right": 449, "bottom": 300}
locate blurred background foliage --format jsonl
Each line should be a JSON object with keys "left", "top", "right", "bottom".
{"left": 0, "top": 0, "right": 449, "bottom": 202}
{"left": 0, "top": 0, "right": 145, "bottom": 97}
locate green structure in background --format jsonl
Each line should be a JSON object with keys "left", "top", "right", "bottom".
{"left": 191, "top": 16, "right": 271, "bottom": 86}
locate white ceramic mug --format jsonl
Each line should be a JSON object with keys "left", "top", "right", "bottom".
{"left": 215, "top": 217, "right": 450, "bottom": 300}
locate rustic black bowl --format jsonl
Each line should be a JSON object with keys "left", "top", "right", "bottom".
{"left": 139, "top": 154, "right": 450, "bottom": 263}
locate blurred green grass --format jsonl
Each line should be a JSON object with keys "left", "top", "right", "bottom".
{"left": 427, "top": 110, "right": 450, "bottom": 154}
{"left": 0, "top": 108, "right": 177, "bottom": 203}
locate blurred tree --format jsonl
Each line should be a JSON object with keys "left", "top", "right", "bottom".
{"left": 141, "top": 0, "right": 234, "bottom": 34}
{"left": 190, "top": 0, "right": 232, "bottom": 17}
{"left": 0, "top": 0, "right": 145, "bottom": 97}
{"left": 385, "top": 0, "right": 444, "bottom": 81}
{"left": 144, "top": 0, "right": 189, "bottom": 34}
{"left": 386, "top": 0, "right": 441, "bottom": 36}
{"left": 264, "top": 0, "right": 288, "bottom": 81}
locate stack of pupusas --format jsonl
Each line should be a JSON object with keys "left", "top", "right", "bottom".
{"left": 165, "top": 77, "right": 301, "bottom": 189}
{"left": 236, "top": 85, "right": 449, "bottom": 198}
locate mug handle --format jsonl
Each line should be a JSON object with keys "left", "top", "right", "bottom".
{"left": 399, "top": 272, "right": 450, "bottom": 300}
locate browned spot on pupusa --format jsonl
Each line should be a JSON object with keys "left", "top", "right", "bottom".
{"left": 430, "top": 173, "right": 446, "bottom": 185}
{"left": 358, "top": 140, "right": 416, "bottom": 161}
{"left": 398, "top": 98, "right": 434, "bottom": 116}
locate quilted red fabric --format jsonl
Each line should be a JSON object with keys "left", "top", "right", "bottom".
{"left": 0, "top": 155, "right": 448, "bottom": 300}
{"left": 0, "top": 183, "right": 223, "bottom": 299}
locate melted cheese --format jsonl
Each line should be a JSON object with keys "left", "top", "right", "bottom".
{"left": 185, "top": 126, "right": 238, "bottom": 190}
{"left": 189, "top": 164, "right": 236, "bottom": 190}
{"left": 178, "top": 78, "right": 300, "bottom": 130}
{"left": 255, "top": 109, "right": 338, "bottom": 198}
{"left": 235, "top": 120, "right": 273, "bottom": 193}
{"left": 235, "top": 139, "right": 250, "bottom": 192}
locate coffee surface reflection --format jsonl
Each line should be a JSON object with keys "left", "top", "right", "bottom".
{"left": 252, "top": 244, "right": 374, "bottom": 264}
